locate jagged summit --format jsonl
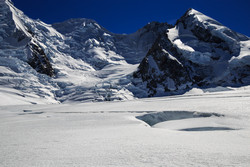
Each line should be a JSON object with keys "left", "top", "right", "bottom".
{"left": 133, "top": 8, "right": 250, "bottom": 97}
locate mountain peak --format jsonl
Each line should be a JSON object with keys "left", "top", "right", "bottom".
{"left": 176, "top": 8, "right": 222, "bottom": 27}
{"left": 186, "top": 8, "right": 201, "bottom": 15}
{"left": 134, "top": 8, "right": 250, "bottom": 97}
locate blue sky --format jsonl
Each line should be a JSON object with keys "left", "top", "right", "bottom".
{"left": 12, "top": 0, "right": 250, "bottom": 36}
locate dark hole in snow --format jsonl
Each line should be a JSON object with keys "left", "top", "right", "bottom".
{"left": 19, "top": 111, "right": 44, "bottom": 115}
{"left": 23, "top": 110, "right": 32, "bottom": 112}
{"left": 136, "top": 111, "right": 224, "bottom": 126}
{"left": 180, "top": 127, "right": 236, "bottom": 131}
{"left": 27, "top": 112, "right": 44, "bottom": 115}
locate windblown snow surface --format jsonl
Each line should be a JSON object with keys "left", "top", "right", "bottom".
{"left": 0, "top": 86, "right": 250, "bottom": 166}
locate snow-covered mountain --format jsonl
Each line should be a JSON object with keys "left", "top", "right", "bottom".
{"left": 0, "top": 0, "right": 171, "bottom": 104}
{"left": 133, "top": 8, "right": 250, "bottom": 96}
{"left": 52, "top": 19, "right": 172, "bottom": 67}
{"left": 0, "top": 0, "right": 249, "bottom": 104}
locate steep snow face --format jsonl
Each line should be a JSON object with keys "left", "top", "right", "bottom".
{"left": 53, "top": 18, "right": 127, "bottom": 70}
{"left": 0, "top": 0, "right": 59, "bottom": 103}
{"left": 0, "top": 0, "right": 102, "bottom": 103}
{"left": 133, "top": 8, "right": 250, "bottom": 97}
{"left": 0, "top": 0, "right": 29, "bottom": 47}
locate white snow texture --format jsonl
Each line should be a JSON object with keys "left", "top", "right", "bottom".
{"left": 1, "top": 1, "right": 250, "bottom": 166}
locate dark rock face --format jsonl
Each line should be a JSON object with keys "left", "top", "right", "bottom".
{"left": 229, "top": 64, "right": 250, "bottom": 84}
{"left": 115, "top": 21, "right": 174, "bottom": 64}
{"left": 27, "top": 42, "right": 54, "bottom": 77}
{"left": 134, "top": 33, "right": 191, "bottom": 96}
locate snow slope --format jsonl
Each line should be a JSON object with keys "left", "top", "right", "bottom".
{"left": 0, "top": 86, "right": 250, "bottom": 166}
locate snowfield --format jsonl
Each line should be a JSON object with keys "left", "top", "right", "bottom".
{"left": 1, "top": 1, "right": 250, "bottom": 166}
{"left": 1, "top": 86, "right": 250, "bottom": 167}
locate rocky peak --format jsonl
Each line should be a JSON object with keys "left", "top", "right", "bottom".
{"left": 133, "top": 8, "right": 250, "bottom": 97}
{"left": 176, "top": 8, "right": 248, "bottom": 52}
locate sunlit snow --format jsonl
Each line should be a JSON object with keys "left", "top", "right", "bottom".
{"left": 1, "top": 86, "right": 250, "bottom": 166}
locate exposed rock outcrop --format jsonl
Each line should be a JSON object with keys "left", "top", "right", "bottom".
{"left": 27, "top": 41, "right": 54, "bottom": 77}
